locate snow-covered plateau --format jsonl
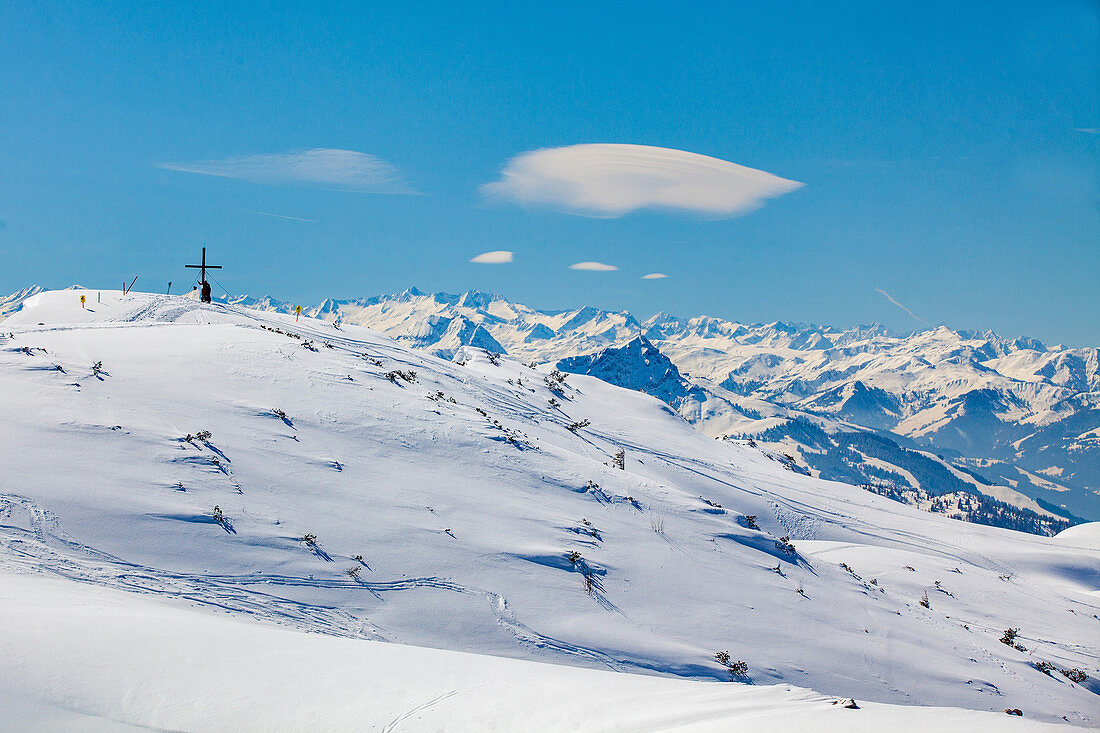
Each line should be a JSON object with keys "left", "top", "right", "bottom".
{"left": 0, "top": 289, "right": 1097, "bottom": 730}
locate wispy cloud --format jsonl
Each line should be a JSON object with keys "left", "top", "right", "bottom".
{"left": 470, "top": 250, "right": 513, "bottom": 264}
{"left": 569, "top": 261, "right": 618, "bottom": 271}
{"left": 160, "top": 148, "right": 414, "bottom": 193}
{"left": 481, "top": 143, "right": 803, "bottom": 218}
{"left": 253, "top": 211, "right": 315, "bottom": 223}
{"left": 1075, "top": 128, "right": 1099, "bottom": 134}
{"left": 876, "top": 288, "right": 931, "bottom": 326}
{"left": 641, "top": 272, "right": 669, "bottom": 279}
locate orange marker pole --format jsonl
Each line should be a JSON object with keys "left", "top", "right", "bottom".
{"left": 295, "top": 305, "right": 301, "bottom": 322}
{"left": 80, "top": 295, "right": 86, "bottom": 309}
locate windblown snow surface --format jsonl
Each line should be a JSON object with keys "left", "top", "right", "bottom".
{"left": 0, "top": 290, "right": 1096, "bottom": 731}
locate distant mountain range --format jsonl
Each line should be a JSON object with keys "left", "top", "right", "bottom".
{"left": 5, "top": 285, "right": 1097, "bottom": 530}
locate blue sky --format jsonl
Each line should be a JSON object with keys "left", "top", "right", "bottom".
{"left": 2, "top": 1, "right": 1097, "bottom": 344}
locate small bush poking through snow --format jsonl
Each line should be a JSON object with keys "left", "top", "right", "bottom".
{"left": 567, "top": 550, "right": 582, "bottom": 565}
{"left": 715, "top": 651, "right": 748, "bottom": 680}
{"left": 346, "top": 566, "right": 361, "bottom": 580}
{"left": 743, "top": 515, "right": 759, "bottom": 530}
{"left": 385, "top": 370, "right": 417, "bottom": 384}
{"left": 300, "top": 533, "right": 317, "bottom": 546}
{"left": 566, "top": 419, "right": 590, "bottom": 433}
{"left": 999, "top": 628, "right": 1027, "bottom": 651}
{"left": 1060, "top": 668, "right": 1089, "bottom": 684}
{"left": 919, "top": 592, "right": 931, "bottom": 609}
{"left": 1034, "top": 661, "right": 1056, "bottom": 676}
{"left": 775, "top": 536, "right": 796, "bottom": 555}
{"left": 544, "top": 370, "right": 568, "bottom": 395}
{"left": 612, "top": 449, "right": 625, "bottom": 470}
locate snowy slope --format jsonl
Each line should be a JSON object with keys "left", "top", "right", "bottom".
{"left": 1, "top": 289, "right": 1097, "bottom": 728}
{"left": 2, "top": 571, "right": 1077, "bottom": 733}
{"left": 215, "top": 288, "right": 1100, "bottom": 521}
{"left": 5, "top": 285, "right": 1096, "bottom": 520}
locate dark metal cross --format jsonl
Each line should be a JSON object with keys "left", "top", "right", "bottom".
{"left": 185, "top": 247, "right": 222, "bottom": 303}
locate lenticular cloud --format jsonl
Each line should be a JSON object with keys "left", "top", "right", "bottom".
{"left": 482, "top": 144, "right": 803, "bottom": 218}
{"left": 470, "top": 250, "right": 514, "bottom": 264}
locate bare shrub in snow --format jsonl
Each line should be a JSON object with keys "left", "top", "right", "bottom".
{"left": 566, "top": 419, "right": 590, "bottom": 432}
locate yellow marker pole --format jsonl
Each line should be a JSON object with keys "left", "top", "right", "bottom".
{"left": 80, "top": 294, "right": 86, "bottom": 309}
{"left": 296, "top": 305, "right": 301, "bottom": 322}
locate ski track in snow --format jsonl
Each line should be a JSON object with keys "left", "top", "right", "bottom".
{"left": 0, "top": 491, "right": 628, "bottom": 673}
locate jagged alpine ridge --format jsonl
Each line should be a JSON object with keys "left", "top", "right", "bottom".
{"left": 4, "top": 285, "right": 1097, "bottom": 530}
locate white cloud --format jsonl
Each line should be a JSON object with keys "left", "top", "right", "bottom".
{"left": 1075, "top": 128, "right": 1099, "bottom": 134}
{"left": 641, "top": 273, "right": 669, "bottom": 279}
{"left": 160, "top": 148, "right": 413, "bottom": 193}
{"left": 481, "top": 143, "right": 803, "bottom": 218}
{"left": 470, "top": 250, "right": 513, "bottom": 264}
{"left": 569, "top": 261, "right": 618, "bottom": 271}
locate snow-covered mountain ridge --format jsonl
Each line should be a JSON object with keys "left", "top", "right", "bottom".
{"left": 1, "top": 289, "right": 1097, "bottom": 728}
{"left": 5, "top": 285, "right": 1097, "bottom": 527}
{"left": 82, "top": 284, "right": 1094, "bottom": 525}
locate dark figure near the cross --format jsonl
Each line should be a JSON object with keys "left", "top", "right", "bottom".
{"left": 185, "top": 247, "right": 221, "bottom": 304}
